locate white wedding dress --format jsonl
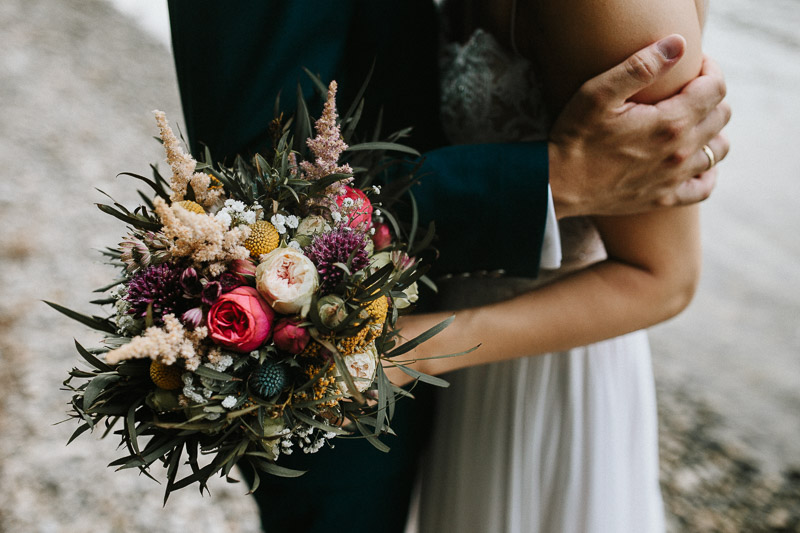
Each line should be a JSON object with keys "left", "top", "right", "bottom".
{"left": 414, "top": 28, "right": 666, "bottom": 533}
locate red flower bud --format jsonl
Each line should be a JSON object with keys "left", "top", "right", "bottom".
{"left": 371, "top": 223, "right": 391, "bottom": 251}
{"left": 272, "top": 318, "right": 311, "bottom": 354}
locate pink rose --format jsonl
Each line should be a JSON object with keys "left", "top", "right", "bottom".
{"left": 207, "top": 286, "right": 275, "bottom": 352}
{"left": 273, "top": 318, "right": 311, "bottom": 354}
{"left": 336, "top": 186, "right": 373, "bottom": 230}
{"left": 371, "top": 222, "right": 391, "bottom": 251}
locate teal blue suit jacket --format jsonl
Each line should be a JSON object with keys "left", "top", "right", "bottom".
{"left": 169, "top": 1, "right": 549, "bottom": 531}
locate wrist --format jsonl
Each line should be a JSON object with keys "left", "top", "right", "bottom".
{"left": 548, "top": 141, "right": 582, "bottom": 219}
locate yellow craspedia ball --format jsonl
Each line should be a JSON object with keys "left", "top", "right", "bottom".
{"left": 150, "top": 360, "right": 183, "bottom": 390}
{"left": 365, "top": 295, "right": 389, "bottom": 324}
{"left": 338, "top": 331, "right": 368, "bottom": 356}
{"left": 175, "top": 200, "right": 205, "bottom": 214}
{"left": 244, "top": 220, "right": 280, "bottom": 258}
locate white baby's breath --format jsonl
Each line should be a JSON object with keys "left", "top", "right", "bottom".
{"left": 214, "top": 210, "right": 232, "bottom": 229}
{"left": 221, "top": 396, "right": 237, "bottom": 409}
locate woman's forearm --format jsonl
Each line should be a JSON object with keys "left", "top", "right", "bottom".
{"left": 395, "top": 244, "right": 697, "bottom": 378}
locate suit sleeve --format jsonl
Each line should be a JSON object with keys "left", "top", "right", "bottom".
{"left": 169, "top": 0, "right": 549, "bottom": 279}
{"left": 414, "top": 143, "right": 549, "bottom": 278}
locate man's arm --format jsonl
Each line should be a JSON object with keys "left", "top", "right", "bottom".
{"left": 548, "top": 35, "right": 730, "bottom": 218}
{"left": 169, "top": 1, "right": 729, "bottom": 280}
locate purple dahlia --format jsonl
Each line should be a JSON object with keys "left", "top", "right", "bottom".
{"left": 125, "top": 263, "right": 186, "bottom": 323}
{"left": 304, "top": 227, "right": 369, "bottom": 294}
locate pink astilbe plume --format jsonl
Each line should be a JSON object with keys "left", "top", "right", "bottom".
{"left": 299, "top": 81, "right": 353, "bottom": 201}
{"left": 154, "top": 110, "right": 223, "bottom": 207}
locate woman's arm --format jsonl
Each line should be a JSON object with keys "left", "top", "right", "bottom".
{"left": 388, "top": 0, "right": 709, "bottom": 380}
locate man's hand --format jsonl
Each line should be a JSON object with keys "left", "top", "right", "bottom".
{"left": 548, "top": 34, "right": 731, "bottom": 218}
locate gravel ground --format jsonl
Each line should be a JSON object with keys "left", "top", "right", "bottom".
{"left": 0, "top": 1, "right": 259, "bottom": 531}
{"left": 1, "top": 1, "right": 797, "bottom": 532}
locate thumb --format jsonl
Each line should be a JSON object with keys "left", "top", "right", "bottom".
{"left": 586, "top": 34, "right": 686, "bottom": 105}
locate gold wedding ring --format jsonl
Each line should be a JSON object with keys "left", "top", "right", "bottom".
{"left": 702, "top": 145, "right": 716, "bottom": 170}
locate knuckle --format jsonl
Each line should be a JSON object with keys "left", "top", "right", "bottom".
{"left": 666, "top": 147, "right": 692, "bottom": 167}
{"left": 659, "top": 118, "right": 688, "bottom": 142}
{"left": 625, "top": 53, "right": 658, "bottom": 85}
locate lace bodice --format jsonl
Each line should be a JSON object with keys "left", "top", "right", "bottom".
{"left": 440, "top": 29, "right": 550, "bottom": 145}
{"left": 439, "top": 28, "right": 606, "bottom": 272}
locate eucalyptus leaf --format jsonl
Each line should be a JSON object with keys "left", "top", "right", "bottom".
{"left": 396, "top": 365, "right": 450, "bottom": 388}
{"left": 44, "top": 301, "right": 117, "bottom": 334}
{"left": 253, "top": 458, "right": 307, "bottom": 478}
{"left": 74, "top": 340, "right": 112, "bottom": 372}
{"left": 386, "top": 315, "right": 455, "bottom": 358}
{"left": 84, "top": 374, "right": 121, "bottom": 410}
{"left": 346, "top": 142, "right": 420, "bottom": 156}
{"left": 193, "top": 365, "right": 234, "bottom": 382}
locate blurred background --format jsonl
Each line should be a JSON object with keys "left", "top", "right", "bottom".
{"left": 0, "top": 0, "right": 797, "bottom": 531}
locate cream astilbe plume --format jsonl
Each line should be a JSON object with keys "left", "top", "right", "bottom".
{"left": 299, "top": 82, "right": 353, "bottom": 201}
{"left": 154, "top": 197, "right": 250, "bottom": 276}
{"left": 153, "top": 110, "right": 224, "bottom": 208}
{"left": 105, "top": 314, "right": 206, "bottom": 371}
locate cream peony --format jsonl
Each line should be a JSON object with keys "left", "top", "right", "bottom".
{"left": 255, "top": 247, "right": 319, "bottom": 316}
{"left": 336, "top": 343, "right": 378, "bottom": 396}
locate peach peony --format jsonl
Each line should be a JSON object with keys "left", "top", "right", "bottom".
{"left": 255, "top": 248, "right": 319, "bottom": 316}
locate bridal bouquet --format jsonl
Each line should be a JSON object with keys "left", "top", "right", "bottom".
{"left": 54, "top": 79, "right": 450, "bottom": 501}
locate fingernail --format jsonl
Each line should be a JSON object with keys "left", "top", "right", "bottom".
{"left": 656, "top": 35, "right": 683, "bottom": 60}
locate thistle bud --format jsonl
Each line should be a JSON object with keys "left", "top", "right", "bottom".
{"left": 181, "top": 307, "right": 205, "bottom": 328}
{"left": 201, "top": 281, "right": 222, "bottom": 306}
{"left": 180, "top": 267, "right": 202, "bottom": 295}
